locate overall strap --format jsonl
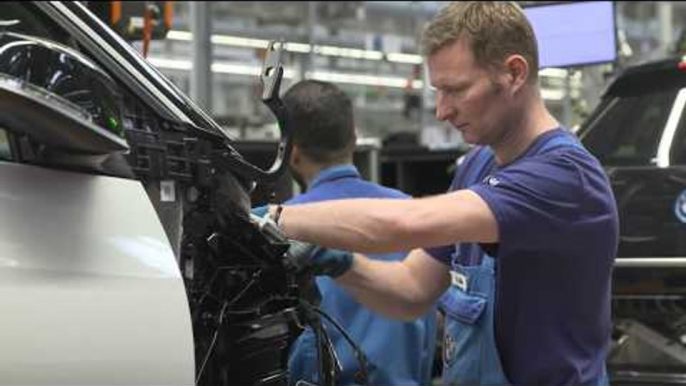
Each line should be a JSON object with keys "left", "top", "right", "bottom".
{"left": 537, "top": 131, "right": 584, "bottom": 153}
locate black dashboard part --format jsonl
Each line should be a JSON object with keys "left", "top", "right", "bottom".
{"left": 37, "top": 2, "right": 291, "bottom": 187}
{"left": 122, "top": 120, "right": 213, "bottom": 184}
{"left": 181, "top": 186, "right": 302, "bottom": 386}
{"left": 120, "top": 44, "right": 291, "bottom": 188}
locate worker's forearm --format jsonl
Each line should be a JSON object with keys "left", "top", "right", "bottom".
{"left": 278, "top": 190, "right": 498, "bottom": 253}
{"left": 280, "top": 198, "right": 412, "bottom": 253}
{"left": 335, "top": 254, "right": 441, "bottom": 321}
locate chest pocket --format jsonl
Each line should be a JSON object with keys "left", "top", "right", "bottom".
{"left": 442, "top": 285, "right": 487, "bottom": 325}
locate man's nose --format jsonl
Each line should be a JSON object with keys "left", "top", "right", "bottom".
{"left": 435, "top": 93, "right": 454, "bottom": 121}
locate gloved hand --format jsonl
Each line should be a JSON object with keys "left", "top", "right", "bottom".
{"left": 250, "top": 205, "right": 287, "bottom": 244}
{"left": 252, "top": 205, "right": 353, "bottom": 277}
{"left": 251, "top": 205, "right": 269, "bottom": 218}
{"left": 288, "top": 240, "right": 353, "bottom": 278}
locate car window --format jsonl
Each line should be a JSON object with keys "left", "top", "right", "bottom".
{"left": 0, "top": 128, "right": 11, "bottom": 161}
{"left": 582, "top": 88, "right": 680, "bottom": 166}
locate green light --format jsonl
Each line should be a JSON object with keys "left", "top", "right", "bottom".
{"left": 108, "top": 117, "right": 119, "bottom": 129}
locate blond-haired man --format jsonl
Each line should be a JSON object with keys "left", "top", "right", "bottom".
{"left": 267, "top": 3, "right": 617, "bottom": 384}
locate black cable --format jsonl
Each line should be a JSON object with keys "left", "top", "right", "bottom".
{"left": 224, "top": 295, "right": 294, "bottom": 316}
{"left": 192, "top": 265, "right": 261, "bottom": 320}
{"left": 226, "top": 273, "right": 259, "bottom": 308}
{"left": 191, "top": 269, "right": 222, "bottom": 319}
{"left": 313, "top": 307, "right": 369, "bottom": 386}
{"left": 195, "top": 301, "right": 229, "bottom": 385}
{"left": 298, "top": 300, "right": 370, "bottom": 386}
{"left": 194, "top": 269, "right": 261, "bottom": 385}
{"left": 313, "top": 317, "right": 338, "bottom": 386}
{"left": 194, "top": 267, "right": 367, "bottom": 386}
{"left": 195, "top": 328, "right": 219, "bottom": 385}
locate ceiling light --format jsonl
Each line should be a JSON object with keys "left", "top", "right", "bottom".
{"left": 147, "top": 57, "right": 192, "bottom": 70}
{"left": 386, "top": 53, "right": 423, "bottom": 64}
{"left": 166, "top": 30, "right": 192, "bottom": 41}
{"left": 540, "top": 88, "right": 565, "bottom": 100}
{"left": 286, "top": 42, "right": 311, "bottom": 53}
{"left": 167, "top": 30, "right": 417, "bottom": 64}
{"left": 211, "top": 35, "right": 269, "bottom": 49}
{"left": 149, "top": 56, "right": 418, "bottom": 88}
{"left": 317, "top": 45, "right": 383, "bottom": 60}
{"left": 539, "top": 68, "right": 568, "bottom": 78}
{"left": 311, "top": 71, "right": 422, "bottom": 88}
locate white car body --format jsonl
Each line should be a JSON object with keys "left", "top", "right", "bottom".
{"left": 0, "top": 162, "right": 194, "bottom": 385}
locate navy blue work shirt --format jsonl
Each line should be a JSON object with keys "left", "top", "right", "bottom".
{"left": 287, "top": 165, "right": 437, "bottom": 386}
{"left": 427, "top": 129, "right": 618, "bottom": 385}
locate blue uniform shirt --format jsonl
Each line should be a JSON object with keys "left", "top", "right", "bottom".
{"left": 287, "top": 165, "right": 437, "bottom": 386}
{"left": 427, "top": 129, "right": 618, "bottom": 385}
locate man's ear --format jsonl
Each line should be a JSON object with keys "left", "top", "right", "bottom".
{"left": 289, "top": 144, "right": 301, "bottom": 168}
{"left": 503, "top": 54, "right": 529, "bottom": 94}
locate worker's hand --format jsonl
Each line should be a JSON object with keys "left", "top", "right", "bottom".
{"left": 253, "top": 205, "right": 352, "bottom": 277}
{"left": 251, "top": 205, "right": 269, "bottom": 218}
{"left": 250, "top": 205, "right": 287, "bottom": 243}
{"left": 287, "top": 240, "right": 353, "bottom": 278}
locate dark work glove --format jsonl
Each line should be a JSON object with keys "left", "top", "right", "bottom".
{"left": 251, "top": 205, "right": 269, "bottom": 218}
{"left": 288, "top": 240, "right": 353, "bottom": 278}
{"left": 250, "top": 205, "right": 289, "bottom": 245}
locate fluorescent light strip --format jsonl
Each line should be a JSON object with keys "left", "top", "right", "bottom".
{"left": 286, "top": 42, "right": 311, "bottom": 53}
{"left": 148, "top": 57, "right": 569, "bottom": 100}
{"left": 316, "top": 45, "right": 383, "bottom": 60}
{"left": 149, "top": 57, "right": 417, "bottom": 88}
{"left": 170, "top": 30, "right": 310, "bottom": 54}
{"left": 540, "top": 88, "right": 565, "bottom": 101}
{"left": 539, "top": 68, "right": 568, "bottom": 78}
{"left": 212, "top": 35, "right": 269, "bottom": 49}
{"left": 311, "top": 71, "right": 420, "bottom": 88}
{"left": 167, "top": 30, "right": 192, "bottom": 41}
{"left": 211, "top": 62, "right": 261, "bottom": 76}
{"left": 168, "top": 30, "right": 575, "bottom": 78}
{"left": 167, "top": 30, "right": 413, "bottom": 63}
{"left": 213, "top": 62, "right": 296, "bottom": 78}
{"left": 386, "top": 52, "right": 423, "bottom": 64}
{"left": 148, "top": 57, "right": 192, "bottom": 70}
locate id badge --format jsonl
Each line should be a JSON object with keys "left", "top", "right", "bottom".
{"left": 450, "top": 270, "right": 468, "bottom": 291}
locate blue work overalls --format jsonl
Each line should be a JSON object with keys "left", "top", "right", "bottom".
{"left": 440, "top": 134, "right": 609, "bottom": 385}
{"left": 285, "top": 165, "right": 437, "bottom": 386}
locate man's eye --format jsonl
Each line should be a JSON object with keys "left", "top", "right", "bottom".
{"left": 445, "top": 87, "right": 465, "bottom": 96}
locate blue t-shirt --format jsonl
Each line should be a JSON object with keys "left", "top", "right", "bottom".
{"left": 427, "top": 129, "right": 618, "bottom": 385}
{"left": 286, "top": 165, "right": 437, "bottom": 386}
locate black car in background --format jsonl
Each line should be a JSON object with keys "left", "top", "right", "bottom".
{"left": 579, "top": 57, "right": 686, "bottom": 385}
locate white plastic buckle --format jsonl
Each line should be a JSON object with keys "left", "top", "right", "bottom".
{"left": 450, "top": 271, "right": 468, "bottom": 291}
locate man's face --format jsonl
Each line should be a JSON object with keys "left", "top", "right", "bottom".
{"left": 428, "top": 38, "right": 513, "bottom": 146}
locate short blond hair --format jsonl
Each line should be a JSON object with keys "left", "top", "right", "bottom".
{"left": 421, "top": 1, "right": 539, "bottom": 83}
